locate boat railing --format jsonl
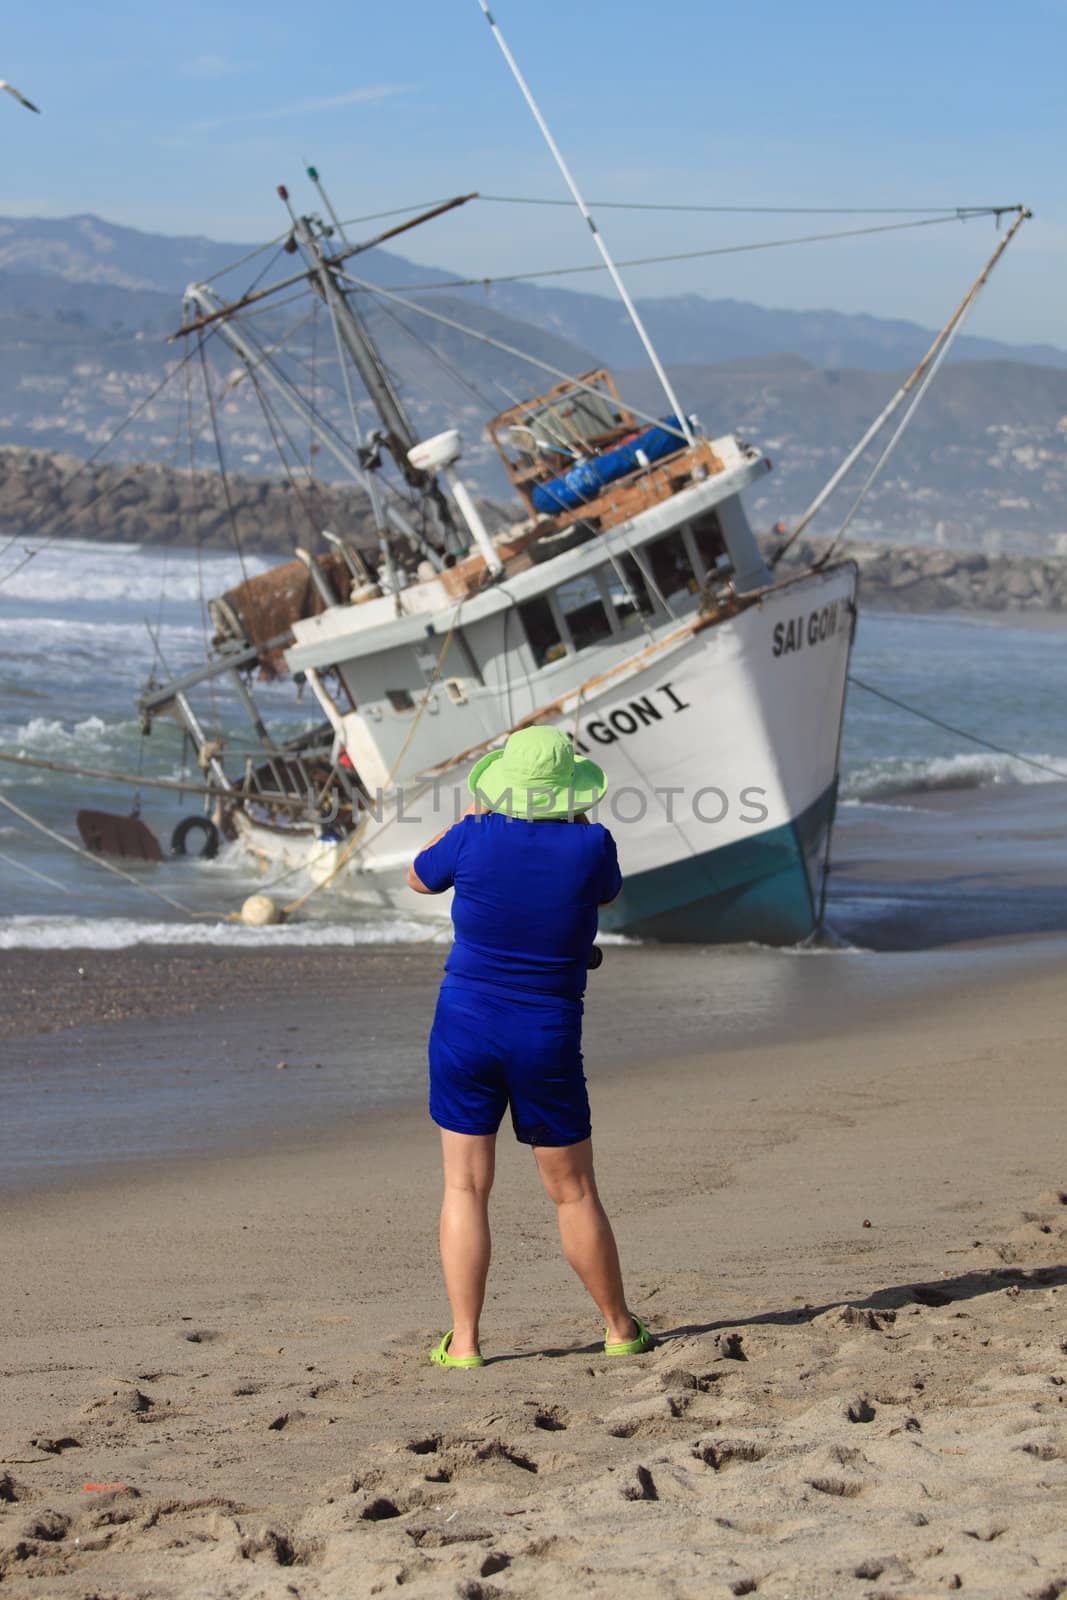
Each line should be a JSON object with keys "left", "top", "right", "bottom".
{"left": 235, "top": 744, "right": 361, "bottom": 832}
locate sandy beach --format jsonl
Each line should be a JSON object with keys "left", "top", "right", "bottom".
{"left": 2, "top": 944, "right": 1066, "bottom": 1598}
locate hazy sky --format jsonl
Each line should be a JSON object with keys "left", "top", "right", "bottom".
{"left": 2, "top": 0, "right": 1063, "bottom": 348}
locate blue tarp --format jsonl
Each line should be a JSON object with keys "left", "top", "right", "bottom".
{"left": 530, "top": 416, "right": 687, "bottom": 515}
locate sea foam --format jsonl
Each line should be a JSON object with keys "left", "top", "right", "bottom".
{"left": 0, "top": 914, "right": 451, "bottom": 951}
{"left": 843, "top": 749, "right": 1066, "bottom": 802}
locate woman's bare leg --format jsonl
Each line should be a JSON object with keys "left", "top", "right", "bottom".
{"left": 533, "top": 1138, "right": 635, "bottom": 1345}
{"left": 438, "top": 1129, "right": 496, "bottom": 1359}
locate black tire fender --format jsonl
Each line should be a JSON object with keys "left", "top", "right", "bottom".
{"left": 170, "top": 815, "right": 220, "bottom": 860}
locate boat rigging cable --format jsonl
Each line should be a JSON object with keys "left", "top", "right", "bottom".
{"left": 774, "top": 206, "right": 1031, "bottom": 569}
{"left": 170, "top": 193, "right": 479, "bottom": 340}
{"left": 0, "top": 751, "right": 327, "bottom": 809}
{"left": 196, "top": 328, "right": 253, "bottom": 588}
{"left": 370, "top": 210, "right": 1013, "bottom": 293}
{"left": 0, "top": 791, "right": 210, "bottom": 919}
{"left": 337, "top": 268, "right": 691, "bottom": 442}
{"left": 0, "top": 336, "right": 215, "bottom": 587}
{"left": 328, "top": 196, "right": 1004, "bottom": 230}
{"left": 843, "top": 682, "right": 1067, "bottom": 782}
{"left": 277, "top": 599, "right": 467, "bottom": 917}
{"left": 476, "top": 196, "right": 1008, "bottom": 218}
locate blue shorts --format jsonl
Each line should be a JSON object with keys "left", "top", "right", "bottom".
{"left": 428, "top": 978, "right": 591, "bottom": 1147}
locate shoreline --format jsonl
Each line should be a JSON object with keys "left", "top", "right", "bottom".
{"left": 2, "top": 955, "right": 1065, "bottom": 1595}
{"left": 6, "top": 933, "right": 1067, "bottom": 1196}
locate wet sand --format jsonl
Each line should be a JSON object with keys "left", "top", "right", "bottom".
{"left": 1, "top": 951, "right": 1066, "bottom": 1596}
{"left": 4, "top": 931, "right": 1066, "bottom": 1188}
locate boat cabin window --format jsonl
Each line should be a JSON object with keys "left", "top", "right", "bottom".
{"left": 644, "top": 529, "right": 699, "bottom": 610}
{"left": 555, "top": 573, "right": 614, "bottom": 653}
{"left": 386, "top": 688, "right": 415, "bottom": 712}
{"left": 688, "top": 511, "right": 727, "bottom": 581}
{"left": 603, "top": 554, "right": 655, "bottom": 630}
{"left": 519, "top": 594, "right": 566, "bottom": 668}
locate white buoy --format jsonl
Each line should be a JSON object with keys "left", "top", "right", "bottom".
{"left": 241, "top": 893, "right": 283, "bottom": 927}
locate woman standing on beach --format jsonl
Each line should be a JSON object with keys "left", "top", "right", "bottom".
{"left": 407, "top": 725, "right": 651, "bottom": 1368}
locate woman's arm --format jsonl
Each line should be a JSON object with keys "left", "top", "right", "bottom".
{"left": 406, "top": 804, "right": 478, "bottom": 894}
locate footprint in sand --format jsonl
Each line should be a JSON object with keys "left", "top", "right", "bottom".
{"left": 402, "top": 1433, "right": 539, "bottom": 1483}
{"left": 83, "top": 1387, "right": 155, "bottom": 1421}
{"left": 621, "top": 1464, "right": 658, "bottom": 1501}
{"left": 657, "top": 1367, "right": 723, "bottom": 1395}
{"left": 18, "top": 1510, "right": 70, "bottom": 1543}
{"left": 361, "top": 1495, "right": 405, "bottom": 1522}
{"left": 526, "top": 1404, "right": 568, "bottom": 1432}
{"left": 692, "top": 1439, "right": 767, "bottom": 1471}
{"left": 807, "top": 1475, "right": 864, "bottom": 1498}
{"left": 846, "top": 1397, "right": 877, "bottom": 1424}
{"left": 716, "top": 1332, "right": 748, "bottom": 1361}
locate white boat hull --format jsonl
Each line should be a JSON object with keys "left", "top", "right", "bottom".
{"left": 235, "top": 563, "right": 857, "bottom": 945}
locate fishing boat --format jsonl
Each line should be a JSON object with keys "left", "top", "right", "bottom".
{"left": 129, "top": 12, "right": 1027, "bottom": 945}
{"left": 138, "top": 227, "right": 856, "bottom": 942}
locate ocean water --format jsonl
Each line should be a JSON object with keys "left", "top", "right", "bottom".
{"left": 1, "top": 537, "right": 1065, "bottom": 951}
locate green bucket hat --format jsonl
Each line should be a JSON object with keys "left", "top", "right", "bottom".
{"left": 468, "top": 725, "right": 607, "bottom": 819}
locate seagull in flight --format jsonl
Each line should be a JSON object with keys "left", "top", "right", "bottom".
{"left": 1, "top": 80, "right": 41, "bottom": 113}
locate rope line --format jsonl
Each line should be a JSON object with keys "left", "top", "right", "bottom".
{"left": 0, "top": 340, "right": 210, "bottom": 586}
{"left": 477, "top": 194, "right": 1009, "bottom": 217}
{"left": 0, "top": 846, "right": 74, "bottom": 895}
{"left": 0, "top": 792, "right": 211, "bottom": 919}
{"left": 368, "top": 211, "right": 1005, "bottom": 294}
{"left": 279, "top": 602, "right": 465, "bottom": 916}
{"left": 191, "top": 229, "right": 291, "bottom": 285}
{"left": 197, "top": 330, "right": 253, "bottom": 590}
{"left": 0, "top": 748, "right": 313, "bottom": 810}
{"left": 846, "top": 676, "right": 1067, "bottom": 782}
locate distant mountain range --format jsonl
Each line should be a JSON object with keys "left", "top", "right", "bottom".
{"left": 0, "top": 212, "right": 1064, "bottom": 552}
{"left": 2, "top": 211, "right": 1064, "bottom": 372}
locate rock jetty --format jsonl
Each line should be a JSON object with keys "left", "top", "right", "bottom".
{"left": 0, "top": 447, "right": 381, "bottom": 553}
{"left": 1, "top": 445, "right": 1064, "bottom": 616}
{"left": 770, "top": 535, "right": 1067, "bottom": 615}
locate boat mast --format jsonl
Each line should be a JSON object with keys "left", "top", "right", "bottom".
{"left": 301, "top": 167, "right": 400, "bottom": 594}
{"left": 476, "top": 0, "right": 694, "bottom": 446}
{"left": 279, "top": 187, "right": 462, "bottom": 554}
{"left": 182, "top": 283, "right": 436, "bottom": 561}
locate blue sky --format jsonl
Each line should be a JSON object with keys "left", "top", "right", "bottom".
{"left": 2, "top": 0, "right": 1063, "bottom": 348}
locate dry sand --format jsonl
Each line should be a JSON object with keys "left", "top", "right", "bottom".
{"left": 2, "top": 955, "right": 1066, "bottom": 1598}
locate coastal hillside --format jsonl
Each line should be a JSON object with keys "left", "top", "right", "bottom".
{"left": 3, "top": 212, "right": 1066, "bottom": 371}
{"left": 0, "top": 214, "right": 1065, "bottom": 553}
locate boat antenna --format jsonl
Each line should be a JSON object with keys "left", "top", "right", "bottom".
{"left": 475, "top": 0, "right": 694, "bottom": 446}
{"left": 306, "top": 162, "right": 351, "bottom": 247}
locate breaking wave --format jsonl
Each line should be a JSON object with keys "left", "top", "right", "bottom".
{"left": 11, "top": 714, "right": 116, "bottom": 750}
{"left": 0, "top": 914, "right": 452, "bottom": 951}
{"left": 0, "top": 915, "right": 635, "bottom": 951}
{"left": 842, "top": 750, "right": 1067, "bottom": 802}
{"left": 1, "top": 542, "right": 265, "bottom": 605}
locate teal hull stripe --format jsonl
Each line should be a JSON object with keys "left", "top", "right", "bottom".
{"left": 600, "top": 780, "right": 838, "bottom": 946}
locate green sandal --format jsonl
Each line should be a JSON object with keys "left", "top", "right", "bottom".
{"left": 430, "top": 1331, "right": 486, "bottom": 1368}
{"left": 604, "top": 1312, "right": 654, "bottom": 1357}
